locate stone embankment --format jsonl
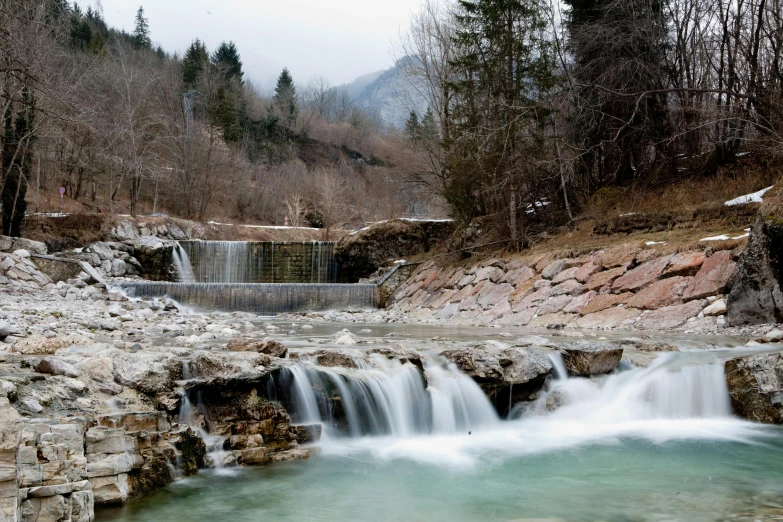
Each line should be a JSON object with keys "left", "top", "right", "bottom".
{"left": 385, "top": 245, "right": 741, "bottom": 332}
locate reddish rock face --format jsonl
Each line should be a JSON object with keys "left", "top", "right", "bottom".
{"left": 574, "top": 262, "right": 601, "bottom": 283}
{"left": 635, "top": 300, "right": 705, "bottom": 329}
{"left": 612, "top": 255, "right": 673, "bottom": 293}
{"left": 598, "top": 247, "right": 637, "bottom": 269}
{"left": 514, "top": 286, "right": 551, "bottom": 311}
{"left": 501, "top": 266, "right": 535, "bottom": 285}
{"left": 528, "top": 312, "right": 576, "bottom": 328}
{"left": 584, "top": 267, "right": 627, "bottom": 291}
{"left": 683, "top": 250, "right": 736, "bottom": 301}
{"left": 627, "top": 276, "right": 693, "bottom": 310}
{"left": 450, "top": 283, "right": 475, "bottom": 304}
{"left": 662, "top": 251, "right": 705, "bottom": 277}
{"left": 477, "top": 283, "right": 515, "bottom": 309}
{"left": 579, "top": 293, "right": 633, "bottom": 315}
{"left": 549, "top": 279, "right": 584, "bottom": 296}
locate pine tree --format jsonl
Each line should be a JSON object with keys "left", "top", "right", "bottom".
{"left": 274, "top": 68, "right": 297, "bottom": 129}
{"left": 183, "top": 39, "right": 209, "bottom": 88}
{"left": 404, "top": 111, "right": 421, "bottom": 141}
{"left": 211, "top": 41, "right": 244, "bottom": 83}
{"left": 132, "top": 6, "right": 151, "bottom": 49}
{"left": 421, "top": 107, "right": 438, "bottom": 140}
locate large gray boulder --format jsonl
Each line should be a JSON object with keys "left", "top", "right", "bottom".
{"left": 725, "top": 352, "right": 783, "bottom": 424}
{"left": 440, "top": 344, "right": 553, "bottom": 411}
{"left": 727, "top": 218, "right": 783, "bottom": 325}
{"left": 555, "top": 341, "right": 623, "bottom": 376}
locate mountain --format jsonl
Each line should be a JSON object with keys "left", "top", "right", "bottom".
{"left": 338, "top": 57, "right": 430, "bottom": 130}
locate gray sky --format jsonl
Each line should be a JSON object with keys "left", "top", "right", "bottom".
{"left": 95, "top": 0, "right": 422, "bottom": 91}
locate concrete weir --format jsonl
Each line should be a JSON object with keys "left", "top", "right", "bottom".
{"left": 117, "top": 282, "right": 378, "bottom": 314}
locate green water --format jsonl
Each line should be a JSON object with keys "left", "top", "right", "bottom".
{"left": 101, "top": 436, "right": 783, "bottom": 522}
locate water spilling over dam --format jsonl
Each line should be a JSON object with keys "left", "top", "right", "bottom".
{"left": 118, "top": 240, "right": 375, "bottom": 313}
{"left": 117, "top": 281, "right": 377, "bottom": 314}
{"left": 176, "top": 241, "right": 339, "bottom": 283}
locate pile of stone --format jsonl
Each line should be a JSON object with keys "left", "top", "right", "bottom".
{"left": 386, "top": 245, "right": 738, "bottom": 331}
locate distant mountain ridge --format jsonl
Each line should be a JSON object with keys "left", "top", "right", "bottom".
{"left": 337, "top": 57, "right": 429, "bottom": 130}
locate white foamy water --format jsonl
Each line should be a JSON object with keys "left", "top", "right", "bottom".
{"left": 172, "top": 244, "right": 195, "bottom": 283}
{"left": 284, "top": 351, "right": 775, "bottom": 468}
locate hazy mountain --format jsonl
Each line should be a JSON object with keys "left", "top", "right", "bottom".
{"left": 338, "top": 57, "right": 429, "bottom": 130}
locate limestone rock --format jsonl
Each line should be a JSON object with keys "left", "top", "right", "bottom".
{"left": 541, "top": 259, "right": 567, "bottom": 280}
{"left": 226, "top": 338, "right": 288, "bottom": 357}
{"left": 556, "top": 341, "right": 623, "bottom": 376}
{"left": 106, "top": 349, "right": 181, "bottom": 395}
{"left": 703, "top": 299, "right": 727, "bottom": 316}
{"left": 440, "top": 345, "right": 552, "bottom": 387}
{"left": 35, "top": 357, "right": 80, "bottom": 378}
{"left": 110, "top": 258, "right": 127, "bottom": 277}
{"left": 574, "top": 262, "right": 601, "bottom": 283}
{"left": 684, "top": 250, "right": 736, "bottom": 301}
{"left": 765, "top": 329, "right": 783, "bottom": 343}
{"left": 725, "top": 352, "right": 783, "bottom": 424}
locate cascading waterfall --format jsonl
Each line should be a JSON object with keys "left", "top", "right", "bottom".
{"left": 171, "top": 244, "right": 195, "bottom": 283}
{"left": 177, "top": 240, "right": 340, "bottom": 284}
{"left": 276, "top": 350, "right": 762, "bottom": 464}
{"left": 280, "top": 357, "right": 499, "bottom": 439}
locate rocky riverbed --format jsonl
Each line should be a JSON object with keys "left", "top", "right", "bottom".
{"left": 1, "top": 230, "right": 783, "bottom": 522}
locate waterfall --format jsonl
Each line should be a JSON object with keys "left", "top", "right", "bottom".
{"left": 280, "top": 358, "right": 499, "bottom": 438}
{"left": 116, "top": 281, "right": 377, "bottom": 314}
{"left": 172, "top": 244, "right": 195, "bottom": 283}
{"left": 177, "top": 240, "right": 340, "bottom": 283}
{"left": 548, "top": 352, "right": 568, "bottom": 381}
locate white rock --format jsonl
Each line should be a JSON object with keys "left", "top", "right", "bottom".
{"left": 765, "top": 329, "right": 783, "bottom": 343}
{"left": 13, "top": 249, "right": 30, "bottom": 258}
{"left": 703, "top": 299, "right": 727, "bottom": 316}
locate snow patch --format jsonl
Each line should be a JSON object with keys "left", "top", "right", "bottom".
{"left": 725, "top": 186, "right": 773, "bottom": 206}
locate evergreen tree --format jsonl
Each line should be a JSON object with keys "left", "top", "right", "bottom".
{"left": 404, "top": 111, "right": 422, "bottom": 141}
{"left": 1, "top": 89, "right": 36, "bottom": 237}
{"left": 132, "top": 6, "right": 151, "bottom": 49}
{"left": 273, "top": 68, "right": 297, "bottom": 129}
{"left": 182, "top": 39, "right": 209, "bottom": 88}
{"left": 421, "top": 107, "right": 438, "bottom": 140}
{"left": 211, "top": 41, "right": 244, "bottom": 83}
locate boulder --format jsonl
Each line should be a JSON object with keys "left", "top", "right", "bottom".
{"left": 110, "top": 258, "right": 127, "bottom": 277}
{"left": 226, "top": 339, "right": 288, "bottom": 358}
{"left": 598, "top": 247, "right": 636, "bottom": 269}
{"left": 12, "top": 237, "right": 47, "bottom": 255}
{"left": 106, "top": 349, "right": 182, "bottom": 395}
{"left": 572, "top": 307, "right": 641, "bottom": 329}
{"left": 188, "top": 351, "right": 268, "bottom": 380}
{"left": 727, "top": 219, "right": 783, "bottom": 325}
{"left": 725, "top": 352, "right": 783, "bottom": 424}
{"left": 35, "top": 357, "right": 80, "bottom": 378}
{"left": 579, "top": 293, "right": 632, "bottom": 315}
{"left": 440, "top": 345, "right": 552, "bottom": 388}
{"left": 611, "top": 255, "right": 673, "bottom": 293}
{"left": 556, "top": 341, "right": 623, "bottom": 376}
{"left": 635, "top": 300, "right": 705, "bottom": 330}
{"left": 584, "top": 267, "right": 626, "bottom": 291}
{"left": 551, "top": 267, "right": 580, "bottom": 284}
{"left": 662, "top": 251, "right": 704, "bottom": 277}
{"left": 541, "top": 259, "right": 567, "bottom": 280}
{"left": 684, "top": 250, "right": 736, "bottom": 301}
{"left": 703, "top": 299, "right": 727, "bottom": 316}
{"left": 574, "top": 262, "right": 601, "bottom": 283}
{"left": 626, "top": 276, "right": 692, "bottom": 310}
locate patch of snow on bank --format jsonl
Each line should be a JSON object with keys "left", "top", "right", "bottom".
{"left": 725, "top": 186, "right": 773, "bottom": 206}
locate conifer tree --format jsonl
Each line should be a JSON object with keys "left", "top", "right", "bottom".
{"left": 404, "top": 111, "right": 422, "bottom": 141}
{"left": 273, "top": 68, "right": 297, "bottom": 129}
{"left": 183, "top": 39, "right": 209, "bottom": 88}
{"left": 132, "top": 6, "right": 151, "bottom": 49}
{"left": 211, "top": 41, "right": 244, "bottom": 83}
{"left": 421, "top": 107, "right": 438, "bottom": 140}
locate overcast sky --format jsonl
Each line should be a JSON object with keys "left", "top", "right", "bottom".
{"left": 94, "top": 0, "right": 421, "bottom": 92}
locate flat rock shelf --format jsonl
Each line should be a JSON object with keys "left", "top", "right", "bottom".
{"left": 116, "top": 282, "right": 378, "bottom": 314}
